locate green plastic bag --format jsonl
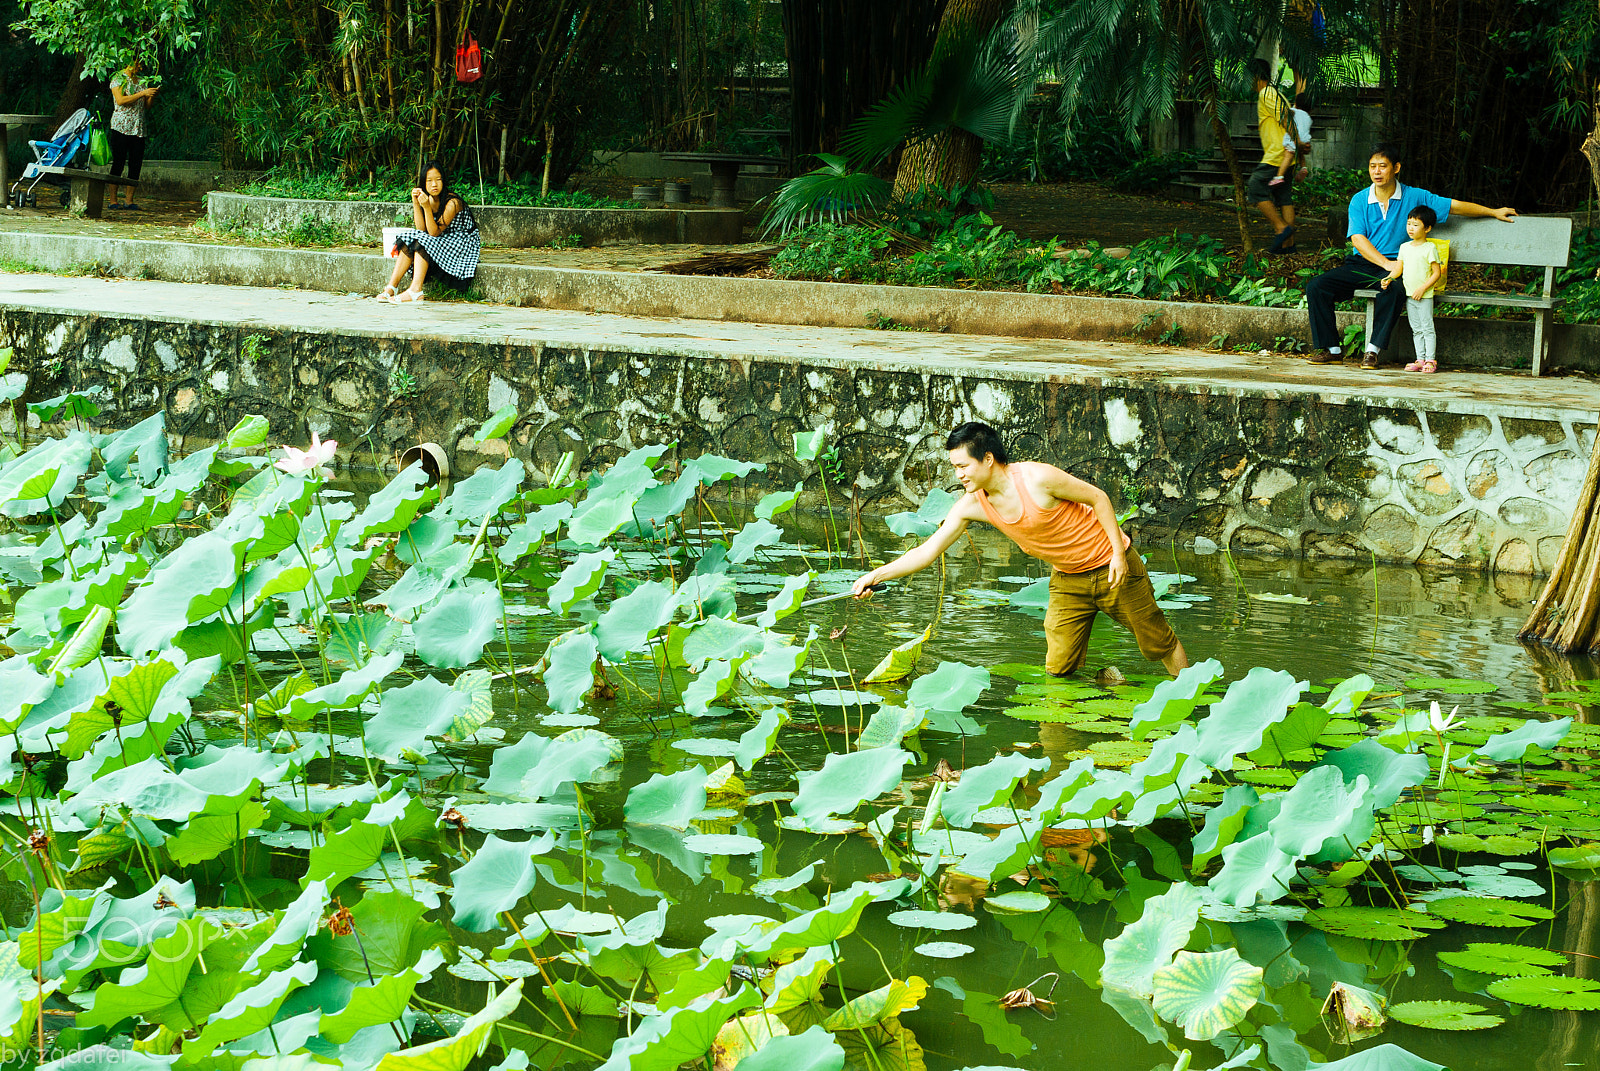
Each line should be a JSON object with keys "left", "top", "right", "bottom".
{"left": 89, "top": 126, "right": 110, "bottom": 167}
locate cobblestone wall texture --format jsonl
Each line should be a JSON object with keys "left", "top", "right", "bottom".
{"left": 1, "top": 308, "right": 1588, "bottom": 575}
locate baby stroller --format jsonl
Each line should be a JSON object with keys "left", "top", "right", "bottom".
{"left": 7, "top": 108, "right": 93, "bottom": 210}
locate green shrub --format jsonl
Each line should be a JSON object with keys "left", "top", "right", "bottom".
{"left": 1112, "top": 151, "right": 1207, "bottom": 193}
{"left": 769, "top": 223, "right": 889, "bottom": 282}
{"left": 1297, "top": 167, "right": 1367, "bottom": 213}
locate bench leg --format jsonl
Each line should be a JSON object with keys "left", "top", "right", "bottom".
{"left": 1364, "top": 299, "right": 1376, "bottom": 353}
{"left": 71, "top": 177, "right": 104, "bottom": 219}
{"left": 1532, "top": 309, "right": 1549, "bottom": 377}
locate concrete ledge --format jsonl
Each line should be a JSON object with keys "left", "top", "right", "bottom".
{"left": 206, "top": 192, "right": 746, "bottom": 248}
{"left": 3, "top": 229, "right": 1596, "bottom": 372}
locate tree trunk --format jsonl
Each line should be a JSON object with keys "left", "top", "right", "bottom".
{"left": 1521, "top": 416, "right": 1600, "bottom": 651}
{"left": 891, "top": 0, "right": 1005, "bottom": 198}
{"left": 1211, "top": 111, "right": 1253, "bottom": 254}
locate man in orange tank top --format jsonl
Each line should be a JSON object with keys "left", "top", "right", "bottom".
{"left": 852, "top": 422, "right": 1189, "bottom": 677}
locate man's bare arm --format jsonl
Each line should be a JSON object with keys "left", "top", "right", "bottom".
{"left": 1041, "top": 469, "right": 1130, "bottom": 588}
{"left": 1351, "top": 234, "right": 1396, "bottom": 272}
{"left": 853, "top": 498, "right": 979, "bottom": 594}
{"left": 1449, "top": 199, "right": 1517, "bottom": 222}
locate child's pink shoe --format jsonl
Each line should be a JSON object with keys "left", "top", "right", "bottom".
{"left": 1268, "top": 176, "right": 1285, "bottom": 186}
{"left": 1404, "top": 359, "right": 1424, "bottom": 371}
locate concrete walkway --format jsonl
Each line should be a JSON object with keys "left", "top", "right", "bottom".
{"left": 5, "top": 273, "right": 1599, "bottom": 419}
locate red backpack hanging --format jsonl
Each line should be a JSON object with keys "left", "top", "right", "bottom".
{"left": 455, "top": 34, "right": 483, "bottom": 83}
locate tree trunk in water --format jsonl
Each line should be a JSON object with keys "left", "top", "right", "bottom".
{"left": 1521, "top": 417, "right": 1600, "bottom": 651}
{"left": 891, "top": 0, "right": 1005, "bottom": 198}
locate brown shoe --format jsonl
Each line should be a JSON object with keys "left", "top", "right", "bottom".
{"left": 1360, "top": 352, "right": 1379, "bottom": 369}
{"left": 1307, "top": 349, "right": 1342, "bottom": 364}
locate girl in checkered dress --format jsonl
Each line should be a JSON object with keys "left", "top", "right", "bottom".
{"left": 381, "top": 160, "right": 480, "bottom": 303}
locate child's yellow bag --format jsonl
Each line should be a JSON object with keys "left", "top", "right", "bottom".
{"left": 1428, "top": 237, "right": 1450, "bottom": 293}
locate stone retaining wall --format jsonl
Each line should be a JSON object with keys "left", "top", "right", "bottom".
{"left": 206, "top": 192, "right": 745, "bottom": 248}
{"left": 1, "top": 304, "right": 1587, "bottom": 575}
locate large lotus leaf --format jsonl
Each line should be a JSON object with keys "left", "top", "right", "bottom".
{"left": 347, "top": 465, "right": 434, "bottom": 544}
{"left": 734, "top": 707, "right": 788, "bottom": 771}
{"left": 1191, "top": 784, "right": 1259, "bottom": 871}
{"left": 1123, "top": 726, "right": 1211, "bottom": 826}
{"left": 519, "top": 730, "right": 619, "bottom": 801}
{"left": 316, "top": 952, "right": 436, "bottom": 1045}
{"left": 1426, "top": 896, "right": 1556, "bottom": 927}
{"left": 1303, "top": 907, "right": 1447, "bottom": 941}
{"left": 185, "top": 958, "right": 318, "bottom": 1054}
{"left": 885, "top": 487, "right": 961, "bottom": 538}
{"left": 549, "top": 549, "right": 615, "bottom": 615}
{"left": 1323, "top": 739, "right": 1429, "bottom": 809}
{"left": 1151, "top": 948, "right": 1263, "bottom": 1040}
{"left": 940, "top": 753, "right": 1052, "bottom": 828}
{"left": 99, "top": 409, "right": 169, "bottom": 480}
{"left": 286, "top": 652, "right": 404, "bottom": 721}
{"left": 792, "top": 748, "right": 910, "bottom": 828}
{"left": 304, "top": 821, "right": 388, "bottom": 888}
{"left": 0, "top": 433, "right": 93, "bottom": 516}
{"left": 165, "top": 800, "right": 269, "bottom": 866}
{"left": 744, "top": 626, "right": 816, "bottom": 688}
{"left": 118, "top": 529, "right": 249, "bottom": 655}
{"left": 1027, "top": 757, "right": 1099, "bottom": 822}
{"left": 682, "top": 656, "right": 749, "bottom": 716}
{"left": 434, "top": 462, "right": 525, "bottom": 525}
{"left": 373, "top": 543, "right": 472, "bottom": 619}
{"left": 823, "top": 975, "right": 927, "bottom": 1030}
{"left": 372, "top": 978, "right": 522, "bottom": 1070}
{"left": 1128, "top": 658, "right": 1223, "bottom": 740}
{"left": 629, "top": 473, "right": 699, "bottom": 532}
{"left": 681, "top": 616, "right": 768, "bottom": 667}
{"left": 544, "top": 628, "right": 599, "bottom": 714}
{"left": 625, "top": 769, "right": 708, "bottom": 828}
{"left": 726, "top": 519, "right": 784, "bottom": 564}
{"left": 856, "top": 704, "right": 923, "bottom": 751}
{"left": 79, "top": 917, "right": 225, "bottom": 1029}
{"left": 1436, "top": 943, "right": 1566, "bottom": 977}
{"left": 1311, "top": 1044, "right": 1446, "bottom": 1071}
{"left": 444, "top": 670, "right": 494, "bottom": 742}
{"left": 593, "top": 987, "right": 761, "bottom": 1071}
{"left": 1101, "top": 882, "right": 1204, "bottom": 997}
{"left": 907, "top": 660, "right": 990, "bottom": 713}
{"left": 742, "top": 882, "right": 882, "bottom": 963}
{"left": 1484, "top": 974, "right": 1600, "bottom": 1011}
{"left": 284, "top": 544, "right": 382, "bottom": 611}
{"left": 495, "top": 501, "right": 569, "bottom": 567}
{"left": 596, "top": 580, "right": 677, "bottom": 661}
{"left": 413, "top": 588, "right": 503, "bottom": 669}
{"left": 1211, "top": 832, "right": 1299, "bottom": 906}
{"left": 862, "top": 625, "right": 933, "bottom": 684}
{"left": 735, "top": 1025, "right": 845, "bottom": 1071}
{"left": 1385, "top": 999, "right": 1503, "bottom": 1031}
{"left": 1269, "top": 765, "right": 1373, "bottom": 859}
{"left": 672, "top": 572, "right": 738, "bottom": 621}
{"left": 63, "top": 756, "right": 258, "bottom": 826}
{"left": 241, "top": 881, "right": 329, "bottom": 974}
{"left": 451, "top": 833, "right": 554, "bottom": 931}
{"left": 951, "top": 819, "right": 1045, "bottom": 882}
{"left": 756, "top": 572, "right": 813, "bottom": 627}
{"left": 1249, "top": 702, "right": 1334, "bottom": 764}
{"left": 569, "top": 492, "right": 644, "bottom": 547}
{"left": 309, "top": 891, "right": 451, "bottom": 986}
{"left": 1473, "top": 717, "right": 1571, "bottom": 762}
{"left": 684, "top": 453, "right": 764, "bottom": 485}
{"left": 1192, "top": 667, "right": 1307, "bottom": 769}
{"left": 1324, "top": 673, "right": 1376, "bottom": 715}
{"left": 364, "top": 676, "right": 470, "bottom": 762}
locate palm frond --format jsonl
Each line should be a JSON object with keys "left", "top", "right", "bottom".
{"left": 760, "top": 155, "right": 892, "bottom": 238}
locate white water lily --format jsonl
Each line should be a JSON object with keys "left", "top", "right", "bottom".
{"left": 1428, "top": 701, "right": 1462, "bottom": 734}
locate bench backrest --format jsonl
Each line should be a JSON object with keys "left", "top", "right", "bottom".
{"left": 1430, "top": 214, "right": 1572, "bottom": 268}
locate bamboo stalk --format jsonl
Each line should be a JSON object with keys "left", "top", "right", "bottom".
{"left": 1522, "top": 413, "right": 1600, "bottom": 642}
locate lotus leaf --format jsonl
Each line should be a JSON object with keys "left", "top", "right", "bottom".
{"left": 1192, "top": 667, "right": 1307, "bottom": 769}
{"left": 1386, "top": 999, "right": 1503, "bottom": 1030}
{"left": 1191, "top": 784, "right": 1258, "bottom": 871}
{"left": 792, "top": 748, "right": 910, "bottom": 828}
{"left": 1549, "top": 843, "right": 1600, "bottom": 869}
{"left": 593, "top": 987, "right": 762, "bottom": 1071}
{"left": 1485, "top": 974, "right": 1600, "bottom": 1010}
{"left": 862, "top": 624, "right": 933, "bottom": 683}
{"left": 1426, "top": 896, "right": 1556, "bottom": 926}
{"left": 364, "top": 676, "right": 470, "bottom": 762}
{"left": 372, "top": 978, "right": 523, "bottom": 1070}
{"left": 1151, "top": 948, "right": 1263, "bottom": 1040}
{"left": 1474, "top": 716, "right": 1572, "bottom": 761}
{"left": 885, "top": 487, "right": 961, "bottom": 538}
{"left": 1128, "top": 658, "right": 1222, "bottom": 740}
{"left": 1210, "top": 833, "right": 1299, "bottom": 907}
{"left": 1324, "top": 739, "right": 1429, "bottom": 809}
{"left": 754, "top": 482, "right": 804, "bottom": 521}
{"left": 793, "top": 428, "right": 826, "bottom": 462}
{"left": 549, "top": 548, "right": 615, "bottom": 614}
{"left": 729, "top": 1025, "right": 846, "bottom": 1071}
{"left": 907, "top": 661, "right": 990, "bottom": 713}
{"left": 1269, "top": 765, "right": 1373, "bottom": 860}
{"left": 1310, "top": 1045, "right": 1446, "bottom": 1071}
{"left": 1405, "top": 676, "right": 1497, "bottom": 694}
{"left": 983, "top": 891, "right": 1051, "bottom": 913}
{"left": 543, "top": 628, "right": 600, "bottom": 714}
{"left": 450, "top": 833, "right": 554, "bottom": 931}
{"left": 1102, "top": 882, "right": 1204, "bottom": 997}
{"left": 1304, "top": 906, "right": 1447, "bottom": 940}
{"left": 727, "top": 519, "right": 784, "bottom": 564}
{"left": 823, "top": 975, "right": 927, "bottom": 1030}
{"left": 1436, "top": 942, "right": 1566, "bottom": 976}
{"left": 625, "top": 769, "right": 708, "bottom": 828}
{"left": 940, "top": 753, "right": 1051, "bottom": 828}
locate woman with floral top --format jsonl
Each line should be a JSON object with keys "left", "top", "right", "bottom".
{"left": 108, "top": 59, "right": 159, "bottom": 211}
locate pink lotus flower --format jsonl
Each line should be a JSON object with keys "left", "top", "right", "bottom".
{"left": 275, "top": 431, "right": 338, "bottom": 477}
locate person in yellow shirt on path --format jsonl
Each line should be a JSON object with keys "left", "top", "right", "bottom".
{"left": 1246, "top": 58, "right": 1297, "bottom": 255}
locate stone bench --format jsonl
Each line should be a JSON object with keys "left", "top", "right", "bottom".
{"left": 28, "top": 165, "right": 138, "bottom": 219}
{"left": 1354, "top": 214, "right": 1573, "bottom": 376}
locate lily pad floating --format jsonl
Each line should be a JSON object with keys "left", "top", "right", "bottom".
{"left": 1548, "top": 843, "right": 1600, "bottom": 869}
{"left": 747, "top": 791, "right": 797, "bottom": 805}
{"left": 886, "top": 910, "right": 978, "bottom": 931}
{"left": 984, "top": 891, "right": 1051, "bottom": 914}
{"left": 1485, "top": 974, "right": 1600, "bottom": 1011}
{"left": 1302, "top": 907, "right": 1448, "bottom": 941}
{"left": 1436, "top": 943, "right": 1566, "bottom": 977}
{"left": 1003, "top": 704, "right": 1077, "bottom": 724}
{"left": 682, "top": 833, "right": 764, "bottom": 856}
{"left": 1250, "top": 592, "right": 1312, "bottom": 604}
{"left": 1237, "top": 768, "right": 1299, "bottom": 788}
{"left": 1386, "top": 1000, "right": 1503, "bottom": 1031}
{"left": 795, "top": 689, "right": 880, "bottom": 707}
{"left": 1503, "top": 792, "right": 1584, "bottom": 812}
{"left": 1480, "top": 835, "right": 1539, "bottom": 857}
{"left": 1404, "top": 677, "right": 1498, "bottom": 694}
{"left": 775, "top": 815, "right": 864, "bottom": 834}
{"left": 448, "top": 957, "right": 546, "bottom": 982}
{"left": 988, "top": 662, "right": 1055, "bottom": 683}
{"left": 542, "top": 712, "right": 601, "bottom": 728}
{"left": 1085, "top": 739, "right": 1153, "bottom": 767}
{"left": 914, "top": 941, "right": 974, "bottom": 959}
{"left": 1426, "top": 896, "right": 1557, "bottom": 927}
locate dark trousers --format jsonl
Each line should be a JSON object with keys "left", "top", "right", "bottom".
{"left": 1305, "top": 255, "right": 1405, "bottom": 351}
{"left": 108, "top": 130, "right": 145, "bottom": 182}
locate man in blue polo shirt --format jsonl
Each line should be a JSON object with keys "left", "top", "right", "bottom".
{"left": 1305, "top": 143, "right": 1517, "bottom": 368}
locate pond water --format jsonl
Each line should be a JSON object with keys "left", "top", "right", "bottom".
{"left": 5, "top": 433, "right": 1600, "bottom": 1071}
{"left": 407, "top": 511, "right": 1600, "bottom": 1071}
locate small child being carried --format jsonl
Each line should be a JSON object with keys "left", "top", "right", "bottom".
{"left": 1269, "top": 94, "right": 1312, "bottom": 187}
{"left": 1380, "top": 205, "right": 1444, "bottom": 374}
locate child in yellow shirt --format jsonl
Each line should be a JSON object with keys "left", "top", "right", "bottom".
{"left": 1380, "top": 206, "right": 1444, "bottom": 373}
